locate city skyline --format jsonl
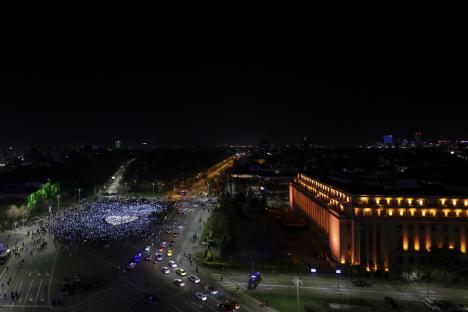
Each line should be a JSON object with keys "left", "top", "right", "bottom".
{"left": 1, "top": 35, "right": 467, "bottom": 147}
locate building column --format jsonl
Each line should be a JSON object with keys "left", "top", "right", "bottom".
{"left": 414, "top": 222, "right": 420, "bottom": 251}
{"left": 402, "top": 223, "right": 408, "bottom": 251}
{"left": 354, "top": 221, "right": 360, "bottom": 265}
{"left": 425, "top": 222, "right": 431, "bottom": 252}
{"left": 461, "top": 224, "right": 466, "bottom": 254}
{"left": 289, "top": 185, "right": 294, "bottom": 210}
{"left": 372, "top": 223, "right": 377, "bottom": 270}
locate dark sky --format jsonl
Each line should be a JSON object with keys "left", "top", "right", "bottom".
{"left": 1, "top": 32, "right": 467, "bottom": 147}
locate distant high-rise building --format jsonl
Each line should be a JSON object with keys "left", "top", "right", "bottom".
{"left": 415, "top": 132, "right": 423, "bottom": 147}
{"left": 115, "top": 140, "right": 121, "bottom": 149}
{"left": 383, "top": 135, "right": 393, "bottom": 146}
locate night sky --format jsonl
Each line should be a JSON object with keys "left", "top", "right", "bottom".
{"left": 1, "top": 33, "right": 467, "bottom": 147}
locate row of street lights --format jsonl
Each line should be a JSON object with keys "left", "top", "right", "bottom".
{"left": 294, "top": 267, "right": 342, "bottom": 312}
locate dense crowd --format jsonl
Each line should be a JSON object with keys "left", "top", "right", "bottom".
{"left": 50, "top": 199, "right": 165, "bottom": 244}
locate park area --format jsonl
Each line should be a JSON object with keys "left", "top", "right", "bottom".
{"left": 197, "top": 193, "right": 331, "bottom": 274}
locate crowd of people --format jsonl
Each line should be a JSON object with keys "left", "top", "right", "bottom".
{"left": 50, "top": 198, "right": 166, "bottom": 244}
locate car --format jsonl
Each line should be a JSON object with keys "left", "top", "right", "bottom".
{"left": 172, "top": 232, "right": 178, "bottom": 238}
{"left": 169, "top": 240, "right": 176, "bottom": 247}
{"left": 175, "top": 268, "right": 186, "bottom": 276}
{"left": 217, "top": 303, "right": 235, "bottom": 312}
{"left": 248, "top": 272, "right": 261, "bottom": 289}
{"left": 127, "top": 262, "right": 137, "bottom": 270}
{"left": 220, "top": 300, "right": 240, "bottom": 310}
{"left": 133, "top": 252, "right": 143, "bottom": 263}
{"left": 352, "top": 279, "right": 369, "bottom": 287}
{"left": 174, "top": 279, "right": 185, "bottom": 287}
{"left": 161, "top": 241, "right": 167, "bottom": 247}
{"left": 423, "top": 298, "right": 441, "bottom": 311}
{"left": 155, "top": 254, "right": 163, "bottom": 261}
{"left": 168, "top": 260, "right": 177, "bottom": 268}
{"left": 144, "top": 255, "right": 152, "bottom": 261}
{"left": 144, "top": 245, "right": 151, "bottom": 252}
{"left": 166, "top": 229, "right": 172, "bottom": 234}
{"left": 167, "top": 249, "right": 173, "bottom": 256}
{"left": 144, "top": 292, "right": 158, "bottom": 305}
{"left": 195, "top": 292, "right": 207, "bottom": 301}
{"left": 161, "top": 266, "right": 170, "bottom": 274}
{"left": 205, "top": 285, "right": 218, "bottom": 295}
{"left": 189, "top": 275, "right": 201, "bottom": 283}
{"left": 158, "top": 246, "right": 164, "bottom": 252}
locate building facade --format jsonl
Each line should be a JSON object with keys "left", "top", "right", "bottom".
{"left": 289, "top": 173, "right": 468, "bottom": 272}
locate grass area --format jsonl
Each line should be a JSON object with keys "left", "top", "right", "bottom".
{"left": 252, "top": 293, "right": 373, "bottom": 312}
{"left": 253, "top": 293, "right": 322, "bottom": 312}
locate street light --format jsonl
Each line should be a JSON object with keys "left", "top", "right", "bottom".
{"left": 57, "top": 194, "right": 61, "bottom": 213}
{"left": 336, "top": 269, "right": 342, "bottom": 296}
{"left": 152, "top": 182, "right": 155, "bottom": 197}
{"left": 293, "top": 277, "right": 303, "bottom": 312}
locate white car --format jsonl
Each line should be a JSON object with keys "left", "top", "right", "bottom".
{"left": 161, "top": 241, "right": 167, "bottom": 247}
{"left": 205, "top": 285, "right": 218, "bottom": 295}
{"left": 195, "top": 292, "right": 207, "bottom": 301}
{"left": 423, "top": 298, "right": 441, "bottom": 311}
{"left": 144, "top": 245, "right": 151, "bottom": 252}
{"left": 161, "top": 266, "right": 170, "bottom": 274}
{"left": 168, "top": 260, "right": 177, "bottom": 268}
{"left": 166, "top": 229, "right": 172, "bottom": 234}
{"left": 174, "top": 279, "right": 185, "bottom": 287}
{"left": 189, "top": 275, "right": 201, "bottom": 284}
{"left": 155, "top": 254, "right": 163, "bottom": 261}
{"left": 127, "top": 262, "right": 136, "bottom": 270}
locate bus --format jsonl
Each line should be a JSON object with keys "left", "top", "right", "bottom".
{"left": 0, "top": 248, "right": 11, "bottom": 264}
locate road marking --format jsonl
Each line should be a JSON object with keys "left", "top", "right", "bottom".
{"left": 23, "top": 279, "right": 34, "bottom": 311}
{"left": 34, "top": 279, "right": 43, "bottom": 305}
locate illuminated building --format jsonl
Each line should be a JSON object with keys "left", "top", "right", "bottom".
{"left": 383, "top": 135, "right": 393, "bottom": 146}
{"left": 289, "top": 173, "right": 468, "bottom": 271}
